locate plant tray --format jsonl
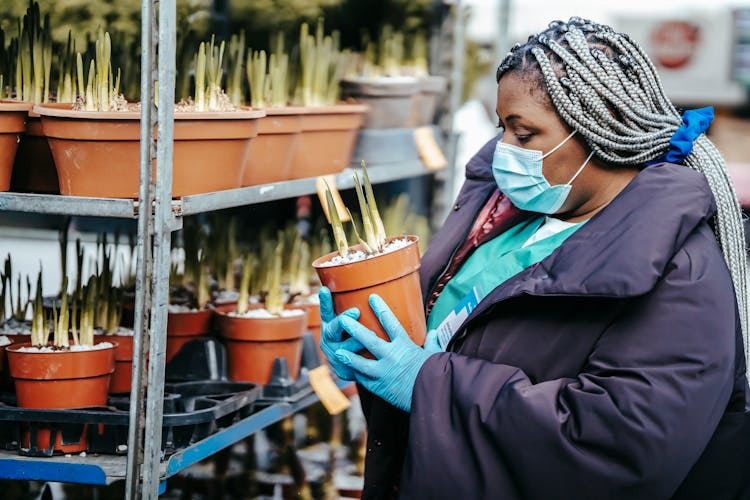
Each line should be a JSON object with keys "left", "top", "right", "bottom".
{"left": 0, "top": 380, "right": 260, "bottom": 457}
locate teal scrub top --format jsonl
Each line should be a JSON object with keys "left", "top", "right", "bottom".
{"left": 427, "top": 216, "right": 585, "bottom": 331}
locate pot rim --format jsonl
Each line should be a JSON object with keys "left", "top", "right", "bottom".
{"left": 303, "top": 103, "right": 369, "bottom": 115}
{"left": 216, "top": 309, "right": 308, "bottom": 341}
{"left": 6, "top": 340, "right": 118, "bottom": 354}
{"left": 33, "top": 102, "right": 267, "bottom": 120}
{"left": 0, "top": 99, "right": 34, "bottom": 112}
{"left": 254, "top": 106, "right": 310, "bottom": 115}
{"left": 312, "top": 235, "right": 419, "bottom": 269}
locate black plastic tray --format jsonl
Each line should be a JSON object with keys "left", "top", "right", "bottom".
{"left": 0, "top": 380, "right": 260, "bottom": 457}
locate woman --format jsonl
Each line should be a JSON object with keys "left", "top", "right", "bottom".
{"left": 321, "top": 18, "right": 750, "bottom": 499}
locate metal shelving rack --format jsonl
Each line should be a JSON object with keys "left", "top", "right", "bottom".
{"left": 0, "top": 0, "right": 461, "bottom": 498}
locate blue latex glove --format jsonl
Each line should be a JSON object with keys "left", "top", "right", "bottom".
{"left": 319, "top": 286, "right": 364, "bottom": 381}
{"left": 335, "top": 294, "right": 442, "bottom": 412}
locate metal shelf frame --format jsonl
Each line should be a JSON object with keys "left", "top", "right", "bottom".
{"left": 0, "top": 387, "right": 337, "bottom": 492}
{"left": 0, "top": 161, "right": 435, "bottom": 220}
{"left": 0, "top": 0, "right": 460, "bottom": 498}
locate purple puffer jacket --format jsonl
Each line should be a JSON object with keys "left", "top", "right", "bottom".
{"left": 397, "top": 136, "right": 750, "bottom": 499}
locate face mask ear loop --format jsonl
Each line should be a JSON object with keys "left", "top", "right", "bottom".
{"left": 541, "top": 130, "right": 577, "bottom": 159}
{"left": 567, "top": 150, "right": 595, "bottom": 186}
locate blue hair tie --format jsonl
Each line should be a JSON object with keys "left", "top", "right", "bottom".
{"left": 647, "top": 106, "right": 714, "bottom": 166}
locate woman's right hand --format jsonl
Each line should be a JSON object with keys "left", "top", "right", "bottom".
{"left": 319, "top": 286, "right": 364, "bottom": 380}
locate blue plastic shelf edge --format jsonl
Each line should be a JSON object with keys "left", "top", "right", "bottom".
{"left": 0, "top": 459, "right": 108, "bottom": 485}
{"left": 165, "top": 391, "right": 320, "bottom": 477}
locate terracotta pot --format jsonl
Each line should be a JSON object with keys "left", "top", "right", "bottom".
{"left": 11, "top": 113, "right": 60, "bottom": 194}
{"left": 166, "top": 308, "right": 214, "bottom": 362}
{"left": 289, "top": 104, "right": 368, "bottom": 179}
{"left": 292, "top": 301, "right": 323, "bottom": 359}
{"left": 6, "top": 341, "right": 116, "bottom": 453}
{"left": 95, "top": 333, "right": 134, "bottom": 393}
{"left": 34, "top": 103, "right": 265, "bottom": 198}
{"left": 216, "top": 309, "right": 307, "bottom": 384}
{"left": 312, "top": 236, "right": 426, "bottom": 350}
{"left": 411, "top": 75, "right": 447, "bottom": 126}
{"left": 0, "top": 101, "right": 31, "bottom": 192}
{"left": 340, "top": 77, "right": 419, "bottom": 129}
{"left": 243, "top": 107, "right": 306, "bottom": 185}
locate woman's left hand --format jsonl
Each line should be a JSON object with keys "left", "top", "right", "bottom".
{"left": 335, "top": 294, "right": 442, "bottom": 412}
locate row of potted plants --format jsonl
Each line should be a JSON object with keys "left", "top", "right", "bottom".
{"left": 0, "top": 3, "right": 446, "bottom": 199}
{"left": 0, "top": 162, "right": 431, "bottom": 456}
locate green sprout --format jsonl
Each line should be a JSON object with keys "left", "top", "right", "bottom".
{"left": 13, "top": 2, "right": 53, "bottom": 103}
{"left": 226, "top": 30, "right": 246, "bottom": 107}
{"left": 237, "top": 253, "right": 254, "bottom": 315}
{"left": 193, "top": 35, "right": 226, "bottom": 112}
{"left": 52, "top": 276, "right": 70, "bottom": 348}
{"left": 265, "top": 240, "right": 284, "bottom": 315}
{"left": 324, "top": 182, "right": 349, "bottom": 258}
{"left": 297, "top": 19, "right": 348, "bottom": 107}
{"left": 76, "top": 29, "right": 121, "bottom": 111}
{"left": 30, "top": 269, "right": 47, "bottom": 347}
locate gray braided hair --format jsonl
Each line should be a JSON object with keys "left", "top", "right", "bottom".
{"left": 497, "top": 17, "right": 749, "bottom": 363}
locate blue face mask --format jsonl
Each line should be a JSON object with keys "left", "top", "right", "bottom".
{"left": 492, "top": 131, "right": 595, "bottom": 214}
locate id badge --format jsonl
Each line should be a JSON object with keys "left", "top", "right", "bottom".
{"left": 436, "top": 287, "right": 482, "bottom": 350}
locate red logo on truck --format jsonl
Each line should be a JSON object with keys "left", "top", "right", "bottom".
{"left": 650, "top": 21, "right": 700, "bottom": 69}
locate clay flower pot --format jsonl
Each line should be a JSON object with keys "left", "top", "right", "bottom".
{"left": 11, "top": 111, "right": 60, "bottom": 194}
{"left": 0, "top": 100, "right": 31, "bottom": 191}
{"left": 166, "top": 308, "right": 214, "bottom": 362}
{"left": 243, "top": 107, "right": 306, "bottom": 186}
{"left": 215, "top": 308, "right": 307, "bottom": 384}
{"left": 291, "top": 298, "right": 323, "bottom": 360}
{"left": 95, "top": 332, "right": 134, "bottom": 393}
{"left": 289, "top": 103, "right": 368, "bottom": 179}
{"left": 312, "top": 236, "right": 426, "bottom": 349}
{"left": 6, "top": 341, "right": 116, "bottom": 453}
{"left": 34, "top": 103, "right": 265, "bottom": 198}
{"left": 340, "top": 77, "right": 419, "bottom": 129}
{"left": 411, "top": 75, "right": 447, "bottom": 126}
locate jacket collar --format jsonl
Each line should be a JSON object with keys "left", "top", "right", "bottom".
{"left": 462, "top": 161, "right": 717, "bottom": 324}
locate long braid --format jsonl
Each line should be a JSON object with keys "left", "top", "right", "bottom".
{"left": 497, "top": 17, "right": 749, "bottom": 365}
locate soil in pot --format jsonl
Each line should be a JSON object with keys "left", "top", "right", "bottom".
{"left": 6, "top": 341, "right": 116, "bottom": 453}
{"left": 339, "top": 77, "right": 419, "bottom": 129}
{"left": 216, "top": 308, "right": 307, "bottom": 384}
{"left": 0, "top": 101, "right": 32, "bottom": 192}
{"left": 167, "top": 306, "right": 214, "bottom": 362}
{"left": 10, "top": 113, "right": 60, "bottom": 194}
{"left": 289, "top": 104, "right": 368, "bottom": 179}
{"left": 35, "top": 103, "right": 265, "bottom": 198}
{"left": 243, "top": 107, "right": 306, "bottom": 186}
{"left": 312, "top": 236, "right": 426, "bottom": 350}
{"left": 95, "top": 329, "right": 135, "bottom": 393}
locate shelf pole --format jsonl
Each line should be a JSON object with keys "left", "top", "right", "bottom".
{"left": 125, "top": 0, "right": 157, "bottom": 498}
{"left": 141, "top": 0, "right": 177, "bottom": 495}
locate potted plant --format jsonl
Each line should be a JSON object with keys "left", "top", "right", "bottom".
{"left": 4, "top": 3, "right": 61, "bottom": 194}
{"left": 312, "top": 162, "right": 426, "bottom": 347}
{"left": 339, "top": 25, "right": 420, "bottom": 130}
{"left": 0, "top": 100, "right": 30, "bottom": 191}
{"left": 404, "top": 31, "right": 447, "bottom": 127}
{"left": 5, "top": 272, "right": 116, "bottom": 454}
{"left": 90, "top": 243, "right": 134, "bottom": 393}
{"left": 34, "top": 31, "right": 266, "bottom": 198}
{"left": 0, "top": 255, "right": 33, "bottom": 344}
{"left": 243, "top": 33, "right": 308, "bottom": 186}
{"left": 289, "top": 20, "right": 368, "bottom": 179}
{"left": 167, "top": 226, "right": 214, "bottom": 361}
{"left": 215, "top": 239, "right": 307, "bottom": 384}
